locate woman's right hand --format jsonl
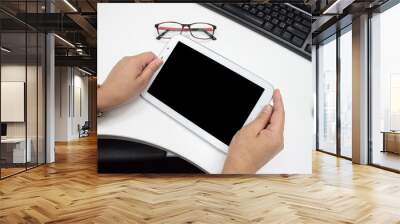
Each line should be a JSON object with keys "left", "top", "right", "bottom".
{"left": 223, "top": 89, "right": 285, "bottom": 174}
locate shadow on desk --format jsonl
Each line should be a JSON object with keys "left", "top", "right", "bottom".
{"left": 98, "top": 138, "right": 204, "bottom": 174}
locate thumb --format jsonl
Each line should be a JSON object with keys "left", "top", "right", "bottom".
{"left": 138, "top": 58, "right": 163, "bottom": 83}
{"left": 133, "top": 52, "right": 157, "bottom": 70}
{"left": 245, "top": 105, "right": 273, "bottom": 134}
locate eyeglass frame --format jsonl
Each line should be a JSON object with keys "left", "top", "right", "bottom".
{"left": 154, "top": 21, "right": 217, "bottom": 40}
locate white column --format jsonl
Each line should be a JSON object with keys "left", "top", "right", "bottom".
{"left": 46, "top": 32, "right": 55, "bottom": 163}
{"left": 352, "top": 14, "right": 369, "bottom": 164}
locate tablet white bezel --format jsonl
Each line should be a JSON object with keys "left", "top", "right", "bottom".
{"left": 142, "top": 35, "right": 274, "bottom": 153}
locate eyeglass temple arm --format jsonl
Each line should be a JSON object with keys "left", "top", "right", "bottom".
{"left": 156, "top": 30, "right": 169, "bottom": 40}
{"left": 198, "top": 29, "right": 216, "bottom": 40}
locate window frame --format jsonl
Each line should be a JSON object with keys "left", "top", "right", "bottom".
{"left": 315, "top": 24, "right": 353, "bottom": 161}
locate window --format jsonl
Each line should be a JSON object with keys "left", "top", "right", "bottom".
{"left": 1, "top": 31, "right": 28, "bottom": 178}
{"left": 317, "top": 36, "right": 337, "bottom": 155}
{"left": 390, "top": 74, "right": 400, "bottom": 130}
{"left": 370, "top": 2, "right": 400, "bottom": 171}
{"left": 316, "top": 25, "right": 353, "bottom": 159}
{"left": 339, "top": 28, "right": 352, "bottom": 158}
{"left": 0, "top": 2, "right": 47, "bottom": 179}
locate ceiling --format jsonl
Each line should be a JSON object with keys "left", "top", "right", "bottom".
{"left": 0, "top": 0, "right": 102, "bottom": 74}
{"left": 0, "top": 0, "right": 160, "bottom": 74}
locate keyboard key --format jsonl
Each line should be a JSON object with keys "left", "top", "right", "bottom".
{"left": 264, "top": 8, "right": 271, "bottom": 14}
{"left": 293, "top": 22, "right": 309, "bottom": 33}
{"left": 302, "top": 19, "right": 311, "bottom": 28}
{"left": 287, "top": 26, "right": 307, "bottom": 39}
{"left": 272, "top": 11, "right": 278, "bottom": 17}
{"left": 256, "top": 4, "right": 265, "bottom": 11}
{"left": 243, "top": 4, "right": 250, "bottom": 11}
{"left": 257, "top": 11, "right": 265, "bottom": 18}
{"left": 249, "top": 3, "right": 257, "bottom": 7}
{"left": 263, "top": 22, "right": 274, "bottom": 31}
{"left": 288, "top": 12, "right": 294, "bottom": 18}
{"left": 295, "top": 15, "right": 302, "bottom": 22}
{"left": 265, "top": 15, "right": 272, "bottom": 21}
{"left": 250, "top": 8, "right": 257, "bottom": 15}
{"left": 278, "top": 15, "right": 286, "bottom": 21}
{"left": 279, "top": 22, "right": 286, "bottom": 29}
{"left": 301, "top": 13, "right": 309, "bottom": 20}
{"left": 272, "top": 27, "right": 282, "bottom": 36}
{"left": 287, "top": 18, "right": 294, "bottom": 25}
{"left": 222, "top": 4, "right": 265, "bottom": 26}
{"left": 291, "top": 36, "right": 304, "bottom": 47}
{"left": 305, "top": 44, "right": 311, "bottom": 53}
{"left": 282, "top": 31, "right": 292, "bottom": 41}
{"left": 272, "top": 18, "right": 279, "bottom": 25}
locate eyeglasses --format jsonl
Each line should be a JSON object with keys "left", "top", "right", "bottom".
{"left": 155, "top": 21, "right": 217, "bottom": 40}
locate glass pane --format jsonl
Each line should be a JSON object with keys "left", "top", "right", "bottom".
{"left": 340, "top": 29, "right": 352, "bottom": 158}
{"left": 38, "top": 33, "right": 46, "bottom": 165}
{"left": 190, "top": 23, "right": 215, "bottom": 39}
{"left": 27, "top": 31, "right": 38, "bottom": 169}
{"left": 1, "top": 32, "right": 27, "bottom": 177}
{"left": 157, "top": 22, "right": 182, "bottom": 39}
{"left": 371, "top": 4, "right": 400, "bottom": 171}
{"left": 318, "top": 37, "right": 337, "bottom": 154}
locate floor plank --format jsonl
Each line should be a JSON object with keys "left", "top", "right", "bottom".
{"left": 1, "top": 135, "right": 400, "bottom": 224}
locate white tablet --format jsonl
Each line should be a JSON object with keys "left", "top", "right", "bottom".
{"left": 142, "top": 35, "right": 274, "bottom": 153}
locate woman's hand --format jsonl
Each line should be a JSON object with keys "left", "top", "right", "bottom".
{"left": 97, "top": 52, "right": 163, "bottom": 111}
{"left": 223, "top": 89, "right": 285, "bottom": 174}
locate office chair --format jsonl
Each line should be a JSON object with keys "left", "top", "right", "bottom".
{"left": 78, "top": 121, "right": 90, "bottom": 138}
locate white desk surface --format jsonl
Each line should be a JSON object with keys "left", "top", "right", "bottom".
{"left": 97, "top": 3, "right": 313, "bottom": 174}
{"left": 1, "top": 138, "right": 26, "bottom": 144}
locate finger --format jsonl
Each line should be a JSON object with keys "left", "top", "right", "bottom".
{"left": 133, "top": 52, "right": 157, "bottom": 70}
{"left": 267, "top": 89, "right": 285, "bottom": 132}
{"left": 245, "top": 105, "right": 273, "bottom": 134}
{"left": 138, "top": 58, "right": 163, "bottom": 83}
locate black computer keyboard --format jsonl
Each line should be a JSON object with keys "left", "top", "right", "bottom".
{"left": 202, "top": 3, "right": 312, "bottom": 60}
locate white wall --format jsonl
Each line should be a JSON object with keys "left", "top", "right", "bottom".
{"left": 55, "top": 67, "right": 69, "bottom": 141}
{"left": 1, "top": 65, "right": 38, "bottom": 138}
{"left": 1, "top": 66, "right": 26, "bottom": 139}
{"left": 54, "top": 67, "right": 89, "bottom": 141}
{"left": 74, "top": 73, "right": 88, "bottom": 134}
{"left": 1, "top": 63, "right": 46, "bottom": 163}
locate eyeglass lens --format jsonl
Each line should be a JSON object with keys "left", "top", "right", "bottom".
{"left": 190, "top": 23, "right": 215, "bottom": 39}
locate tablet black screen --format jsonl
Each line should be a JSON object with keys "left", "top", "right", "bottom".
{"left": 148, "top": 42, "right": 264, "bottom": 145}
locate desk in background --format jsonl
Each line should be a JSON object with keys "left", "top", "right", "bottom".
{"left": 382, "top": 131, "right": 400, "bottom": 154}
{"left": 1, "top": 138, "right": 32, "bottom": 164}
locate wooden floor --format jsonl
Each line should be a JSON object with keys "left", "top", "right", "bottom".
{"left": 1, "top": 167, "right": 26, "bottom": 178}
{"left": 1, "top": 135, "right": 400, "bottom": 224}
{"left": 1, "top": 163, "right": 46, "bottom": 178}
